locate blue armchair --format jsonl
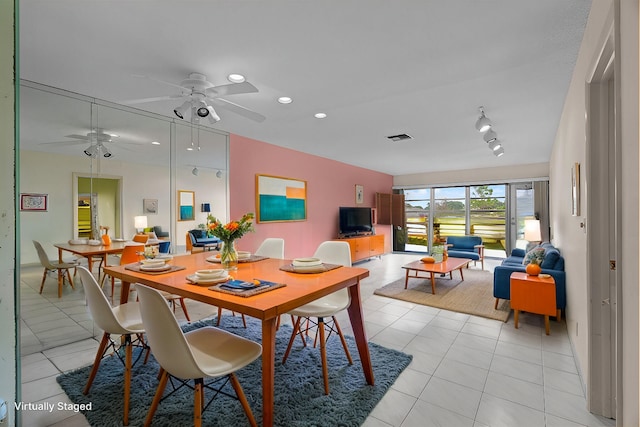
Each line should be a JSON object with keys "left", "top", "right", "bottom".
{"left": 446, "top": 235, "right": 485, "bottom": 270}
{"left": 493, "top": 242, "right": 566, "bottom": 313}
{"left": 186, "top": 229, "right": 221, "bottom": 252}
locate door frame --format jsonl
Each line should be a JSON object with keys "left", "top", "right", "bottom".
{"left": 585, "top": 20, "right": 620, "bottom": 419}
{"left": 73, "top": 173, "right": 123, "bottom": 239}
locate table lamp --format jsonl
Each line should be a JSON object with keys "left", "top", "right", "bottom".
{"left": 524, "top": 219, "right": 542, "bottom": 251}
{"left": 134, "top": 215, "right": 148, "bottom": 234}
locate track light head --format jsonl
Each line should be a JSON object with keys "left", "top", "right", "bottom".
{"left": 488, "top": 139, "right": 502, "bottom": 151}
{"left": 216, "top": 170, "right": 222, "bottom": 178}
{"left": 494, "top": 146, "right": 505, "bottom": 157}
{"left": 475, "top": 107, "right": 492, "bottom": 132}
{"left": 174, "top": 101, "right": 191, "bottom": 119}
{"left": 192, "top": 167, "right": 199, "bottom": 176}
{"left": 483, "top": 129, "right": 498, "bottom": 143}
{"left": 84, "top": 145, "right": 97, "bottom": 157}
{"left": 102, "top": 146, "right": 112, "bottom": 158}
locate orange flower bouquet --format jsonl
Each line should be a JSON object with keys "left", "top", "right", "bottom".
{"left": 206, "top": 213, "right": 254, "bottom": 269}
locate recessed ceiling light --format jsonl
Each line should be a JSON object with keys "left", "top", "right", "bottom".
{"left": 278, "top": 96, "right": 293, "bottom": 104}
{"left": 151, "top": 141, "right": 160, "bottom": 145}
{"left": 227, "top": 73, "right": 245, "bottom": 83}
{"left": 314, "top": 113, "right": 327, "bottom": 119}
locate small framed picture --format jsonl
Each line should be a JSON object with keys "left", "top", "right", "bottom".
{"left": 20, "top": 193, "right": 48, "bottom": 211}
{"left": 143, "top": 198, "right": 158, "bottom": 215}
{"left": 355, "top": 184, "right": 364, "bottom": 204}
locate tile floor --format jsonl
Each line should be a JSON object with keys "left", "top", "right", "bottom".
{"left": 18, "top": 254, "right": 616, "bottom": 427}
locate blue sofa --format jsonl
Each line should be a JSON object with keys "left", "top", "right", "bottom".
{"left": 446, "top": 235, "right": 485, "bottom": 269}
{"left": 186, "top": 229, "right": 221, "bottom": 252}
{"left": 493, "top": 242, "right": 566, "bottom": 312}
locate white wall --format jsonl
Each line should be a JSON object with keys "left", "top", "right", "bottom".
{"left": 550, "top": 0, "right": 638, "bottom": 424}
{"left": 20, "top": 150, "right": 228, "bottom": 264}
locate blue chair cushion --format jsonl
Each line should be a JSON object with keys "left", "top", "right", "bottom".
{"left": 541, "top": 248, "right": 561, "bottom": 269}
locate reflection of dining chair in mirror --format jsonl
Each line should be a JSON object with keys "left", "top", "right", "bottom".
{"left": 178, "top": 190, "right": 195, "bottom": 221}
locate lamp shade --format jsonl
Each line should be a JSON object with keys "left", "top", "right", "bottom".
{"left": 523, "top": 219, "right": 542, "bottom": 242}
{"left": 134, "top": 215, "right": 148, "bottom": 230}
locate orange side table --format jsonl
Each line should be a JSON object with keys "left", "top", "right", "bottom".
{"left": 510, "top": 272, "right": 558, "bottom": 335}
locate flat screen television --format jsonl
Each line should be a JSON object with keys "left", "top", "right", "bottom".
{"left": 339, "top": 206, "right": 373, "bottom": 236}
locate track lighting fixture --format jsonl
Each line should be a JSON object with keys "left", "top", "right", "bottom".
{"left": 192, "top": 167, "right": 199, "bottom": 176}
{"left": 475, "top": 107, "right": 492, "bottom": 132}
{"left": 175, "top": 100, "right": 221, "bottom": 124}
{"left": 216, "top": 170, "right": 222, "bottom": 178}
{"left": 488, "top": 139, "right": 502, "bottom": 151}
{"left": 494, "top": 147, "right": 505, "bottom": 157}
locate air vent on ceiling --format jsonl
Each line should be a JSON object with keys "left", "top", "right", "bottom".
{"left": 386, "top": 133, "right": 413, "bottom": 142}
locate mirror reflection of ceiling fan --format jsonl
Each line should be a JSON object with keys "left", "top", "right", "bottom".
{"left": 39, "top": 128, "right": 143, "bottom": 158}
{"left": 119, "top": 72, "right": 266, "bottom": 124}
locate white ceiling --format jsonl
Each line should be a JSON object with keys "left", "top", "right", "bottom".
{"left": 19, "top": 0, "right": 592, "bottom": 176}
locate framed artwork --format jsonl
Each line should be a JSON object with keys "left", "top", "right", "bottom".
{"left": 178, "top": 190, "right": 195, "bottom": 221}
{"left": 20, "top": 193, "right": 48, "bottom": 211}
{"left": 143, "top": 198, "right": 158, "bottom": 215}
{"left": 571, "top": 162, "right": 580, "bottom": 216}
{"left": 256, "top": 174, "right": 307, "bottom": 222}
{"left": 355, "top": 184, "right": 364, "bottom": 204}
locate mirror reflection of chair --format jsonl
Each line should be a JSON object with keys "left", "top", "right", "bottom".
{"left": 102, "top": 243, "right": 144, "bottom": 301}
{"left": 77, "top": 266, "right": 149, "bottom": 426}
{"left": 135, "top": 284, "right": 262, "bottom": 427}
{"left": 33, "top": 240, "right": 78, "bottom": 298}
{"left": 255, "top": 237, "right": 285, "bottom": 259}
{"left": 282, "top": 241, "right": 353, "bottom": 395}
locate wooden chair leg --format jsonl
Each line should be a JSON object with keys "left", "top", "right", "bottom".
{"left": 39, "top": 268, "right": 47, "bottom": 294}
{"left": 332, "top": 317, "right": 353, "bottom": 365}
{"left": 144, "top": 369, "right": 169, "bottom": 427}
{"left": 84, "top": 333, "right": 110, "bottom": 394}
{"left": 229, "top": 373, "right": 257, "bottom": 427}
{"left": 123, "top": 335, "right": 132, "bottom": 426}
{"left": 179, "top": 297, "right": 191, "bottom": 321}
{"left": 282, "top": 316, "right": 302, "bottom": 364}
{"left": 494, "top": 298, "right": 499, "bottom": 309}
{"left": 318, "top": 317, "right": 329, "bottom": 395}
{"left": 194, "top": 379, "right": 203, "bottom": 427}
{"left": 66, "top": 269, "right": 75, "bottom": 289}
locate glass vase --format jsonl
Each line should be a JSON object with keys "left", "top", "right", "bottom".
{"left": 220, "top": 240, "right": 238, "bottom": 271}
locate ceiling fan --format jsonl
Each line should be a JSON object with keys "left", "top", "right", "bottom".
{"left": 39, "top": 129, "right": 142, "bottom": 158}
{"left": 120, "top": 72, "right": 266, "bottom": 124}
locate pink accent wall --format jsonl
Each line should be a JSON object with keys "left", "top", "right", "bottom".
{"left": 229, "top": 134, "right": 393, "bottom": 259}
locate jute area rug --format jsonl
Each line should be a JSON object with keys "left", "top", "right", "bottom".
{"left": 374, "top": 267, "right": 511, "bottom": 322}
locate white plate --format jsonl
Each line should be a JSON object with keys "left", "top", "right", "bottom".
{"left": 87, "top": 240, "right": 102, "bottom": 246}
{"left": 140, "top": 259, "right": 166, "bottom": 267}
{"left": 538, "top": 273, "right": 551, "bottom": 279}
{"left": 206, "top": 255, "right": 222, "bottom": 263}
{"left": 238, "top": 251, "right": 251, "bottom": 259}
{"left": 195, "top": 269, "right": 227, "bottom": 279}
{"left": 140, "top": 264, "right": 171, "bottom": 272}
{"left": 292, "top": 257, "right": 322, "bottom": 267}
{"left": 186, "top": 274, "right": 229, "bottom": 285}
{"left": 68, "top": 239, "right": 88, "bottom": 245}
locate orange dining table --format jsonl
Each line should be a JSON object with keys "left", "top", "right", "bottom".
{"left": 103, "top": 252, "right": 374, "bottom": 427}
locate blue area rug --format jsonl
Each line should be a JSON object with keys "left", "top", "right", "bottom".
{"left": 57, "top": 316, "right": 412, "bottom": 426}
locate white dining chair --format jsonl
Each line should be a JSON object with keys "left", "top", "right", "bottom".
{"left": 136, "top": 284, "right": 262, "bottom": 427}
{"left": 255, "top": 237, "right": 285, "bottom": 259}
{"left": 77, "top": 266, "right": 149, "bottom": 426}
{"left": 281, "top": 240, "right": 353, "bottom": 394}
{"left": 33, "top": 240, "right": 78, "bottom": 298}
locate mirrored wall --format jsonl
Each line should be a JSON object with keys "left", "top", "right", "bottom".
{"left": 19, "top": 80, "right": 229, "bottom": 354}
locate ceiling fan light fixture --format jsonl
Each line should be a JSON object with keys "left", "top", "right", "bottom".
{"left": 227, "top": 73, "right": 245, "bottom": 83}
{"left": 102, "top": 146, "right": 112, "bottom": 158}
{"left": 206, "top": 106, "right": 221, "bottom": 123}
{"left": 83, "top": 145, "right": 97, "bottom": 157}
{"left": 174, "top": 101, "right": 191, "bottom": 119}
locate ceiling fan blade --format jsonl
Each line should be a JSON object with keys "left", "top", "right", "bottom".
{"left": 210, "top": 98, "right": 266, "bottom": 123}
{"left": 39, "top": 140, "right": 89, "bottom": 146}
{"left": 64, "top": 134, "right": 90, "bottom": 140}
{"left": 132, "top": 74, "right": 190, "bottom": 92}
{"left": 206, "top": 81, "right": 258, "bottom": 98}
{"left": 119, "top": 94, "right": 184, "bottom": 105}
